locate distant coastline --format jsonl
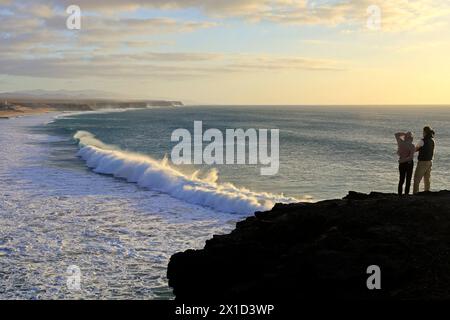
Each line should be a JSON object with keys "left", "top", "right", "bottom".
{"left": 0, "top": 97, "right": 184, "bottom": 119}
{"left": 0, "top": 106, "right": 56, "bottom": 119}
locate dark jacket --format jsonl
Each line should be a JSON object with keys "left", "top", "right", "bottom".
{"left": 418, "top": 136, "right": 435, "bottom": 161}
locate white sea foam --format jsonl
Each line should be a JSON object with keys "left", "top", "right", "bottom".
{"left": 1, "top": 115, "right": 239, "bottom": 299}
{"left": 50, "top": 107, "right": 144, "bottom": 121}
{"left": 74, "top": 130, "right": 301, "bottom": 214}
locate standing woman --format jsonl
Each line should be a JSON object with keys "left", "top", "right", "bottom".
{"left": 413, "top": 126, "right": 436, "bottom": 194}
{"left": 395, "top": 132, "right": 415, "bottom": 195}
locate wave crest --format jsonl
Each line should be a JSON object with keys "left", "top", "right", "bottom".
{"left": 74, "top": 130, "right": 302, "bottom": 214}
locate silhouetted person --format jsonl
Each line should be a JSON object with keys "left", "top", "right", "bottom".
{"left": 413, "top": 126, "right": 435, "bottom": 194}
{"left": 395, "top": 132, "right": 415, "bottom": 195}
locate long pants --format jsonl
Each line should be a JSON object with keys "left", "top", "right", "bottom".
{"left": 413, "top": 161, "right": 433, "bottom": 194}
{"left": 398, "top": 160, "right": 414, "bottom": 195}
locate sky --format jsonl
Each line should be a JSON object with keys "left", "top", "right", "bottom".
{"left": 1, "top": 0, "right": 450, "bottom": 105}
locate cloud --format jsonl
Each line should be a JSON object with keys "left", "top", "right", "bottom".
{"left": 0, "top": 0, "right": 348, "bottom": 81}
{"left": 0, "top": 2, "right": 217, "bottom": 59}
{"left": 11, "top": 0, "right": 449, "bottom": 32}
{"left": 224, "top": 55, "right": 345, "bottom": 72}
{"left": 1, "top": 0, "right": 447, "bottom": 82}
{"left": 0, "top": 51, "right": 345, "bottom": 80}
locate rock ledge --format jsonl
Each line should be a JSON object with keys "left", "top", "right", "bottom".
{"left": 168, "top": 191, "right": 450, "bottom": 300}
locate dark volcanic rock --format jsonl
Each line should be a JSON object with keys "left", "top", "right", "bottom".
{"left": 167, "top": 191, "right": 450, "bottom": 300}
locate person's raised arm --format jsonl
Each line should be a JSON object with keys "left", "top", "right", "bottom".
{"left": 395, "top": 132, "right": 404, "bottom": 143}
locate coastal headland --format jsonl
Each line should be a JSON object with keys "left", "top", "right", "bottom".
{"left": 0, "top": 96, "right": 183, "bottom": 119}
{"left": 168, "top": 190, "right": 450, "bottom": 300}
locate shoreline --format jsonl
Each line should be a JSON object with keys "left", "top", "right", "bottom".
{"left": 0, "top": 106, "right": 168, "bottom": 120}
{"left": 0, "top": 112, "right": 233, "bottom": 299}
{"left": 0, "top": 107, "right": 56, "bottom": 119}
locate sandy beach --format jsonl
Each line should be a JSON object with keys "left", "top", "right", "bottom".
{"left": 0, "top": 106, "right": 55, "bottom": 119}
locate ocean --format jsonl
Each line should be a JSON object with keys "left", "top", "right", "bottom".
{"left": 1, "top": 105, "right": 449, "bottom": 299}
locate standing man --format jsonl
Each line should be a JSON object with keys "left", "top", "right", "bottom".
{"left": 413, "top": 126, "right": 436, "bottom": 194}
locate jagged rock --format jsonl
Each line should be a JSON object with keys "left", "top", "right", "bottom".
{"left": 168, "top": 191, "right": 450, "bottom": 300}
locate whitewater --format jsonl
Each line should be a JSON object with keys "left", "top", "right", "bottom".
{"left": 74, "top": 130, "right": 298, "bottom": 214}
{"left": 5, "top": 105, "right": 449, "bottom": 300}
{"left": 0, "top": 114, "right": 248, "bottom": 299}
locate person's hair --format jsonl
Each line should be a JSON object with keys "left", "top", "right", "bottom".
{"left": 405, "top": 131, "right": 413, "bottom": 142}
{"left": 423, "top": 126, "right": 435, "bottom": 138}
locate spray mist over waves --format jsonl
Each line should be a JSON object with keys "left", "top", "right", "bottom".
{"left": 73, "top": 131, "right": 303, "bottom": 214}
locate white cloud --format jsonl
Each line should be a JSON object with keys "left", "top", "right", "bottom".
{"left": 12, "top": 0, "right": 448, "bottom": 32}
{"left": 0, "top": 51, "right": 345, "bottom": 80}
{"left": 1, "top": 0, "right": 448, "bottom": 81}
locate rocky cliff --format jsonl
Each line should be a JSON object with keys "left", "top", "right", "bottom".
{"left": 168, "top": 191, "right": 450, "bottom": 300}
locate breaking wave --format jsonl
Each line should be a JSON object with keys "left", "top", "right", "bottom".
{"left": 74, "top": 131, "right": 302, "bottom": 214}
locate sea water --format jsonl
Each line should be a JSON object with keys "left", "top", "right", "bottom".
{"left": 1, "top": 105, "right": 449, "bottom": 299}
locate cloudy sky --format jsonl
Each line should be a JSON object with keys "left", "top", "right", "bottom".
{"left": 1, "top": 0, "right": 450, "bottom": 104}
